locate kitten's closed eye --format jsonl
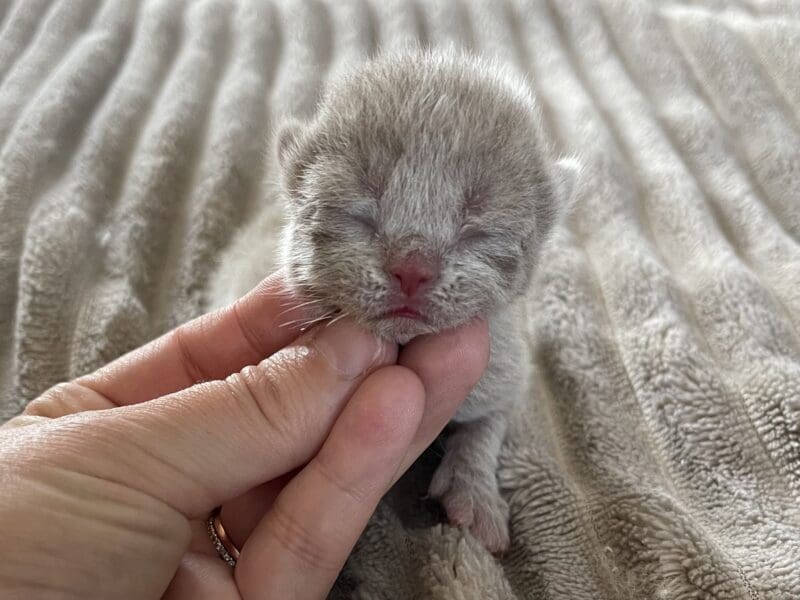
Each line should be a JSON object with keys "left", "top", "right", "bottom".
{"left": 459, "top": 225, "right": 492, "bottom": 244}
{"left": 489, "top": 252, "right": 519, "bottom": 275}
{"left": 349, "top": 210, "right": 378, "bottom": 233}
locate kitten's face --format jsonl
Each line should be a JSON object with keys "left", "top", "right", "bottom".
{"left": 278, "top": 51, "right": 568, "bottom": 343}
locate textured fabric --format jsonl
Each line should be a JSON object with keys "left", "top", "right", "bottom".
{"left": 2, "top": 0, "right": 800, "bottom": 597}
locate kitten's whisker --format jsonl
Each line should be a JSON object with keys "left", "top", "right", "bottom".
{"left": 277, "top": 296, "right": 325, "bottom": 310}
{"left": 275, "top": 299, "right": 326, "bottom": 320}
{"left": 281, "top": 316, "right": 325, "bottom": 329}
{"left": 287, "top": 297, "right": 325, "bottom": 310}
{"left": 325, "top": 311, "right": 351, "bottom": 329}
{"left": 280, "top": 311, "right": 337, "bottom": 330}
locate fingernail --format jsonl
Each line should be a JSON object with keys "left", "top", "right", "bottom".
{"left": 310, "top": 318, "right": 396, "bottom": 378}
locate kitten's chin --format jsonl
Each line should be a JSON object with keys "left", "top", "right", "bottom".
{"left": 370, "top": 316, "right": 437, "bottom": 345}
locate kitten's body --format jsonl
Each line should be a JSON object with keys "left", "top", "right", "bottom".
{"left": 208, "top": 49, "right": 577, "bottom": 553}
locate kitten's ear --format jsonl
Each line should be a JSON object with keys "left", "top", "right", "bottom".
{"left": 532, "top": 157, "right": 582, "bottom": 246}
{"left": 275, "top": 119, "right": 316, "bottom": 198}
{"left": 553, "top": 156, "right": 581, "bottom": 209}
{"left": 276, "top": 120, "right": 305, "bottom": 169}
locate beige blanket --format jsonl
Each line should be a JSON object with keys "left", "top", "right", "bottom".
{"left": 2, "top": 0, "right": 800, "bottom": 597}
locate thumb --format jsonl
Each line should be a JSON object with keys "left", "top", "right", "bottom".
{"left": 19, "top": 318, "right": 397, "bottom": 518}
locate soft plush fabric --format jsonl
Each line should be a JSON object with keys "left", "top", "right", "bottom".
{"left": 2, "top": 0, "right": 800, "bottom": 597}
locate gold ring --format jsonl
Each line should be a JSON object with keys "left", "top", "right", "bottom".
{"left": 207, "top": 507, "right": 241, "bottom": 567}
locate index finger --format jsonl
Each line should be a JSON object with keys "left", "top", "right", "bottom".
{"left": 77, "top": 271, "right": 308, "bottom": 406}
{"left": 235, "top": 366, "right": 427, "bottom": 599}
{"left": 209, "top": 319, "right": 491, "bottom": 549}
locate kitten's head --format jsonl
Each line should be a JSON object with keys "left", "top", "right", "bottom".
{"left": 277, "top": 49, "right": 577, "bottom": 343}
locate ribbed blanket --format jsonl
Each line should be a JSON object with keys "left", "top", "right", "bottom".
{"left": 2, "top": 0, "right": 800, "bottom": 598}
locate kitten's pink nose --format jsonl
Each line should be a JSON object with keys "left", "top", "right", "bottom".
{"left": 388, "top": 253, "right": 439, "bottom": 298}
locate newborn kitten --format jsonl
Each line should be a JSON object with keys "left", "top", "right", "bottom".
{"left": 209, "top": 49, "right": 578, "bottom": 553}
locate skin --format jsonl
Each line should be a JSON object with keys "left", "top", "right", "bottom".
{"left": 270, "top": 49, "right": 577, "bottom": 552}
{"left": 0, "top": 272, "right": 489, "bottom": 599}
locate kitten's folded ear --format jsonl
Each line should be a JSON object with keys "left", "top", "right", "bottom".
{"left": 277, "top": 119, "right": 305, "bottom": 168}
{"left": 554, "top": 156, "right": 581, "bottom": 209}
{"left": 275, "top": 118, "right": 315, "bottom": 198}
{"left": 533, "top": 157, "right": 582, "bottom": 246}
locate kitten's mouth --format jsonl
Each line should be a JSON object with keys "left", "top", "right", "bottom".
{"left": 384, "top": 306, "right": 425, "bottom": 320}
{"left": 373, "top": 305, "right": 438, "bottom": 344}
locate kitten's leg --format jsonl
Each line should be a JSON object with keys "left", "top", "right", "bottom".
{"left": 429, "top": 411, "right": 510, "bottom": 553}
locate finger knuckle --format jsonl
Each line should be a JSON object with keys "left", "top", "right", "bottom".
{"left": 223, "top": 360, "right": 311, "bottom": 445}
{"left": 232, "top": 297, "right": 271, "bottom": 360}
{"left": 23, "top": 382, "right": 81, "bottom": 416}
{"left": 311, "top": 457, "right": 372, "bottom": 505}
{"left": 172, "top": 325, "right": 215, "bottom": 385}
{"left": 231, "top": 363, "right": 283, "bottom": 408}
{"left": 269, "top": 499, "right": 340, "bottom": 573}
{"left": 225, "top": 365, "right": 284, "bottom": 428}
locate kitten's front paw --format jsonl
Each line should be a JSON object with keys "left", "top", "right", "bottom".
{"left": 429, "top": 460, "right": 510, "bottom": 554}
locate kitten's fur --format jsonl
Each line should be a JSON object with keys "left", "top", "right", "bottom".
{"left": 208, "top": 49, "right": 578, "bottom": 553}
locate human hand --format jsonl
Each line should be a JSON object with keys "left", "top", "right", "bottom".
{"left": 0, "top": 272, "right": 489, "bottom": 599}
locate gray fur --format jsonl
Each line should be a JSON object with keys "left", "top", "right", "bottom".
{"left": 277, "top": 49, "right": 570, "bottom": 344}
{"left": 220, "top": 48, "right": 577, "bottom": 552}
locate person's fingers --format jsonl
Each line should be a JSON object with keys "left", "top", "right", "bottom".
{"left": 235, "top": 366, "right": 426, "bottom": 600}
{"left": 13, "top": 318, "right": 397, "bottom": 518}
{"left": 21, "top": 380, "right": 117, "bottom": 420}
{"left": 220, "top": 475, "right": 294, "bottom": 548}
{"left": 164, "top": 551, "right": 239, "bottom": 600}
{"left": 396, "top": 318, "right": 490, "bottom": 473}
{"left": 75, "top": 271, "right": 308, "bottom": 407}
{"left": 212, "top": 319, "right": 491, "bottom": 549}
{"left": 164, "top": 519, "right": 242, "bottom": 600}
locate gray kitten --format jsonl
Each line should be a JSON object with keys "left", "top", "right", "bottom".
{"left": 209, "top": 49, "right": 578, "bottom": 553}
